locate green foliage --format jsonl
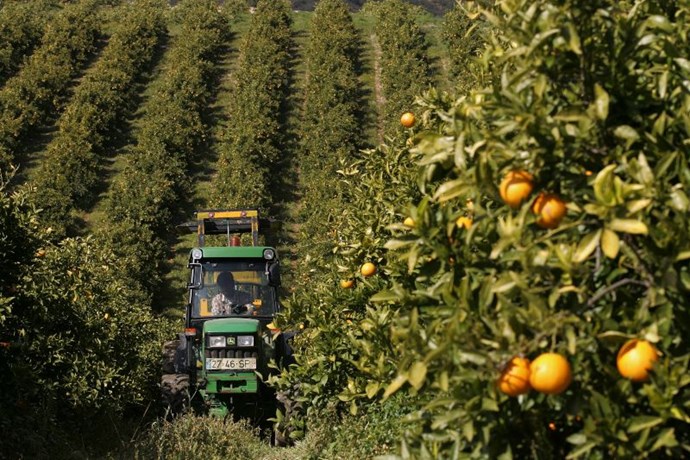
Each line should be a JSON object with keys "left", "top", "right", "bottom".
{"left": 0, "top": 178, "right": 167, "bottom": 458}
{"left": 0, "top": 169, "right": 41, "bottom": 327}
{"left": 273, "top": 138, "right": 421, "bottom": 440}
{"left": 306, "top": 395, "right": 418, "bottom": 459}
{"left": 29, "top": 0, "right": 166, "bottom": 237}
{"left": 442, "top": 1, "right": 491, "bottom": 93}
{"left": 211, "top": 0, "right": 293, "bottom": 213}
{"left": 0, "top": 0, "right": 56, "bottom": 85}
{"left": 130, "top": 415, "right": 273, "bottom": 459}
{"left": 298, "top": 0, "right": 362, "bottom": 275}
{"left": 310, "top": 0, "right": 690, "bottom": 457}
{"left": 0, "top": 0, "right": 100, "bottom": 172}
{"left": 103, "top": 0, "right": 229, "bottom": 301}
{"left": 372, "top": 0, "right": 431, "bottom": 137}
{"left": 274, "top": 0, "right": 690, "bottom": 457}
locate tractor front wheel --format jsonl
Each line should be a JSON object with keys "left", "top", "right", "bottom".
{"left": 161, "top": 373, "right": 190, "bottom": 417}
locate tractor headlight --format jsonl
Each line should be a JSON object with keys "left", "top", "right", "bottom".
{"left": 237, "top": 335, "right": 254, "bottom": 347}
{"left": 263, "top": 248, "right": 276, "bottom": 260}
{"left": 191, "top": 248, "right": 203, "bottom": 261}
{"left": 207, "top": 336, "right": 226, "bottom": 348}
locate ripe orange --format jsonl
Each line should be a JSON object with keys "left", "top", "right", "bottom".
{"left": 456, "top": 216, "right": 472, "bottom": 229}
{"left": 340, "top": 279, "right": 355, "bottom": 289}
{"left": 361, "top": 262, "right": 376, "bottom": 277}
{"left": 403, "top": 217, "right": 416, "bottom": 228}
{"left": 529, "top": 352, "right": 572, "bottom": 394}
{"left": 400, "top": 112, "right": 416, "bottom": 128}
{"left": 497, "top": 356, "right": 531, "bottom": 396}
{"left": 617, "top": 339, "right": 659, "bottom": 382}
{"left": 531, "top": 193, "right": 566, "bottom": 229}
{"left": 499, "top": 170, "right": 534, "bottom": 208}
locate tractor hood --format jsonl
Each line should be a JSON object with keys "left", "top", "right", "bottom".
{"left": 203, "top": 317, "right": 259, "bottom": 335}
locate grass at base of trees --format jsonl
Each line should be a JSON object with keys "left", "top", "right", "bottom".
{"left": 126, "top": 393, "right": 415, "bottom": 459}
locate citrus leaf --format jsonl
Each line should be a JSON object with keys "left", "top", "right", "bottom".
{"left": 651, "top": 427, "right": 678, "bottom": 451}
{"left": 676, "top": 251, "right": 690, "bottom": 262}
{"left": 626, "top": 199, "right": 652, "bottom": 214}
{"left": 383, "top": 374, "right": 408, "bottom": 400}
{"left": 628, "top": 416, "right": 663, "bottom": 433}
{"left": 601, "top": 228, "right": 620, "bottom": 259}
{"left": 565, "top": 442, "right": 597, "bottom": 459}
{"left": 614, "top": 125, "right": 640, "bottom": 146}
{"left": 481, "top": 397, "right": 499, "bottom": 412}
{"left": 572, "top": 229, "right": 602, "bottom": 263}
{"left": 597, "top": 330, "right": 631, "bottom": 341}
{"left": 370, "top": 290, "right": 400, "bottom": 302}
{"left": 566, "top": 433, "right": 587, "bottom": 445}
{"left": 350, "top": 400, "right": 358, "bottom": 416}
{"left": 463, "top": 420, "right": 475, "bottom": 442}
{"left": 593, "top": 164, "right": 617, "bottom": 205}
{"left": 408, "top": 361, "right": 427, "bottom": 390}
{"left": 565, "top": 23, "right": 582, "bottom": 54}
{"left": 594, "top": 83, "right": 609, "bottom": 120}
{"left": 609, "top": 218, "right": 648, "bottom": 235}
{"left": 365, "top": 381, "right": 380, "bottom": 399}
{"left": 433, "top": 179, "right": 469, "bottom": 202}
{"left": 670, "top": 407, "right": 690, "bottom": 423}
{"left": 384, "top": 239, "right": 414, "bottom": 250}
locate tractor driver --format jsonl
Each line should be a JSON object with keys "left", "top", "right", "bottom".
{"left": 211, "top": 272, "right": 254, "bottom": 315}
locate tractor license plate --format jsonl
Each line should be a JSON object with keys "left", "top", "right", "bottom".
{"left": 206, "top": 358, "right": 257, "bottom": 371}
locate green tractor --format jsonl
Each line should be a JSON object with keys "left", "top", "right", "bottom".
{"left": 161, "top": 209, "right": 292, "bottom": 428}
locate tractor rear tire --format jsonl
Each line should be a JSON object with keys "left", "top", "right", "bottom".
{"left": 161, "top": 373, "right": 190, "bottom": 417}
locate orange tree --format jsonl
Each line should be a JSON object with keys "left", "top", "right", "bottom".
{"left": 0, "top": 0, "right": 99, "bottom": 172}
{"left": 0, "top": 0, "right": 54, "bottom": 85}
{"left": 282, "top": 0, "right": 690, "bottom": 457}
{"left": 0, "top": 175, "right": 165, "bottom": 458}
{"left": 30, "top": 0, "right": 165, "bottom": 237}
{"left": 296, "top": 0, "right": 362, "bottom": 282}
{"left": 370, "top": 0, "right": 431, "bottom": 138}
{"left": 442, "top": 1, "right": 490, "bottom": 94}
{"left": 211, "top": 0, "right": 293, "bottom": 213}
{"left": 271, "top": 137, "right": 422, "bottom": 441}
{"left": 103, "top": 0, "right": 229, "bottom": 300}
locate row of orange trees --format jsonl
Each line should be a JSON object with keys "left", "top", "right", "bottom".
{"left": 30, "top": 0, "right": 166, "bottom": 238}
{"left": 211, "top": 0, "right": 293, "bottom": 213}
{"left": 273, "top": 0, "right": 433, "bottom": 444}
{"left": 0, "top": 0, "right": 175, "bottom": 457}
{"left": 0, "top": 0, "right": 56, "bottom": 86}
{"left": 370, "top": 0, "right": 431, "bottom": 138}
{"left": 441, "top": 1, "right": 489, "bottom": 94}
{"left": 0, "top": 0, "right": 100, "bottom": 173}
{"left": 280, "top": 0, "right": 690, "bottom": 457}
{"left": 296, "top": 0, "right": 363, "bottom": 275}
{"left": 270, "top": 0, "right": 366, "bottom": 440}
{"left": 102, "top": 0, "right": 230, "bottom": 302}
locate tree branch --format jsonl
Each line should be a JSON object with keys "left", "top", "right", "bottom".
{"left": 586, "top": 278, "right": 650, "bottom": 308}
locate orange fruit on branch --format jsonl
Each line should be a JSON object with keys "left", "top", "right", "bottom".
{"left": 499, "top": 170, "right": 534, "bottom": 208}
{"left": 529, "top": 352, "right": 572, "bottom": 395}
{"left": 531, "top": 192, "right": 566, "bottom": 229}
{"left": 456, "top": 216, "right": 472, "bottom": 230}
{"left": 400, "top": 112, "right": 416, "bottom": 128}
{"left": 497, "top": 356, "right": 531, "bottom": 396}
{"left": 617, "top": 339, "right": 658, "bottom": 382}
{"left": 360, "top": 262, "right": 377, "bottom": 277}
{"left": 340, "top": 279, "right": 355, "bottom": 289}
